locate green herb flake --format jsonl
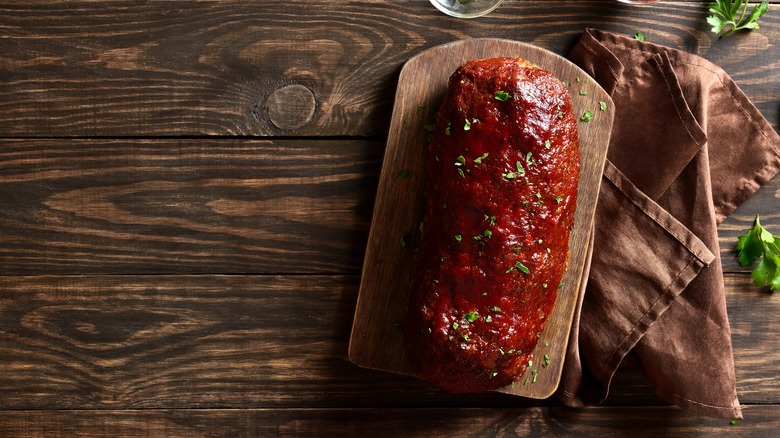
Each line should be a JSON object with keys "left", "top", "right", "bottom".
{"left": 555, "top": 195, "right": 563, "bottom": 204}
{"left": 457, "top": 168, "right": 465, "bottom": 178}
{"left": 474, "top": 152, "right": 489, "bottom": 164}
{"left": 416, "top": 104, "right": 426, "bottom": 116}
{"left": 580, "top": 110, "right": 594, "bottom": 122}
{"left": 483, "top": 229, "right": 492, "bottom": 238}
{"left": 579, "top": 90, "right": 589, "bottom": 96}
{"left": 495, "top": 90, "right": 511, "bottom": 102}
{"left": 492, "top": 306, "right": 502, "bottom": 313}
{"left": 557, "top": 112, "right": 564, "bottom": 119}
{"left": 634, "top": 31, "right": 647, "bottom": 42}
{"left": 464, "top": 311, "right": 479, "bottom": 323}
{"left": 503, "top": 172, "right": 517, "bottom": 180}
{"left": 512, "top": 248, "right": 521, "bottom": 254}
{"left": 452, "top": 321, "right": 459, "bottom": 330}
{"left": 599, "top": 101, "right": 608, "bottom": 111}
{"left": 544, "top": 140, "right": 551, "bottom": 149}
{"left": 532, "top": 369, "right": 538, "bottom": 383}
{"left": 464, "top": 119, "right": 472, "bottom": 131}
{"left": 454, "top": 234, "right": 462, "bottom": 242}
{"left": 543, "top": 354, "right": 551, "bottom": 368}
{"left": 455, "top": 155, "right": 466, "bottom": 166}
{"left": 514, "top": 261, "right": 530, "bottom": 274}
{"left": 490, "top": 371, "right": 498, "bottom": 378}
{"left": 516, "top": 161, "right": 526, "bottom": 177}
{"left": 535, "top": 191, "right": 542, "bottom": 199}
{"left": 445, "top": 120, "right": 452, "bottom": 136}
{"left": 485, "top": 315, "right": 493, "bottom": 323}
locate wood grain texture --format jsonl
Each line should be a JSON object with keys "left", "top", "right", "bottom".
{"left": 1, "top": 1, "right": 779, "bottom": 434}
{"left": 0, "top": 1, "right": 777, "bottom": 137}
{"left": 1, "top": 137, "right": 777, "bottom": 275}
{"left": 349, "top": 38, "right": 614, "bottom": 399}
{"left": 2, "top": 405, "right": 778, "bottom": 438}
{"left": 0, "top": 138, "right": 382, "bottom": 274}
{"left": 0, "top": 274, "right": 776, "bottom": 410}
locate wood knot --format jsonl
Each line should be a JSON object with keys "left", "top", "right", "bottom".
{"left": 266, "top": 84, "right": 316, "bottom": 131}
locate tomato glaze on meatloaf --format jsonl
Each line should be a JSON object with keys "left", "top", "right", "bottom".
{"left": 404, "top": 57, "right": 580, "bottom": 392}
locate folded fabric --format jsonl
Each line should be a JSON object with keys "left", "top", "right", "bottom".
{"left": 557, "top": 29, "right": 780, "bottom": 420}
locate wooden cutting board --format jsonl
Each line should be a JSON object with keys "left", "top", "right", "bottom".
{"left": 349, "top": 38, "right": 613, "bottom": 399}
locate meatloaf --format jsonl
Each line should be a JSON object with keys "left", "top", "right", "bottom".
{"left": 404, "top": 57, "right": 580, "bottom": 392}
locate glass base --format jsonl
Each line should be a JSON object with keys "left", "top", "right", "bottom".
{"left": 429, "top": 0, "right": 504, "bottom": 18}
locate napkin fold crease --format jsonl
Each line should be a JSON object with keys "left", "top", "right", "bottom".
{"left": 558, "top": 29, "right": 780, "bottom": 420}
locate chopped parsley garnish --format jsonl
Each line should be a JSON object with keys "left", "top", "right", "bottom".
{"left": 464, "top": 119, "right": 472, "bottom": 131}
{"left": 454, "top": 234, "right": 462, "bottom": 242}
{"left": 485, "top": 315, "right": 493, "bottom": 323}
{"left": 492, "top": 306, "right": 502, "bottom": 313}
{"left": 474, "top": 152, "right": 489, "bottom": 164}
{"left": 483, "top": 229, "right": 492, "bottom": 238}
{"left": 457, "top": 168, "right": 465, "bottom": 178}
{"left": 455, "top": 155, "right": 466, "bottom": 166}
{"left": 544, "top": 140, "right": 551, "bottom": 149}
{"left": 580, "top": 111, "right": 594, "bottom": 122}
{"left": 555, "top": 195, "right": 563, "bottom": 204}
{"left": 599, "top": 101, "right": 608, "bottom": 111}
{"left": 495, "top": 90, "right": 511, "bottom": 102}
{"left": 514, "top": 261, "right": 530, "bottom": 274}
{"left": 535, "top": 191, "right": 542, "bottom": 199}
{"left": 516, "top": 161, "right": 526, "bottom": 177}
{"left": 445, "top": 120, "right": 452, "bottom": 136}
{"left": 579, "top": 90, "right": 588, "bottom": 96}
{"left": 543, "top": 354, "right": 551, "bottom": 368}
{"left": 464, "top": 311, "right": 479, "bottom": 323}
{"left": 503, "top": 172, "right": 517, "bottom": 180}
{"left": 634, "top": 31, "right": 647, "bottom": 42}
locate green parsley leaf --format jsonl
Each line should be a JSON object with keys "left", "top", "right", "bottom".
{"left": 495, "top": 90, "right": 511, "bottom": 102}
{"left": 579, "top": 90, "right": 589, "bottom": 96}
{"left": 454, "top": 234, "right": 462, "bottom": 242}
{"left": 503, "top": 172, "right": 517, "bottom": 180}
{"left": 735, "top": 214, "right": 780, "bottom": 290}
{"left": 634, "top": 31, "right": 647, "bottom": 42}
{"left": 464, "top": 311, "right": 480, "bottom": 323}
{"left": 492, "top": 306, "right": 502, "bottom": 313}
{"left": 516, "top": 161, "right": 526, "bottom": 177}
{"left": 514, "top": 261, "right": 530, "bottom": 274}
{"left": 708, "top": 1, "right": 769, "bottom": 37}
{"left": 474, "top": 152, "right": 489, "bottom": 164}
{"left": 599, "top": 101, "right": 608, "bottom": 111}
{"left": 580, "top": 110, "right": 594, "bottom": 122}
{"left": 544, "top": 140, "right": 551, "bottom": 149}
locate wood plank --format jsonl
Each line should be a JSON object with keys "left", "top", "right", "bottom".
{"left": 0, "top": 138, "right": 382, "bottom": 274}
{"left": 0, "top": 1, "right": 777, "bottom": 137}
{"left": 0, "top": 273, "right": 776, "bottom": 409}
{"left": 0, "top": 405, "right": 775, "bottom": 437}
{"left": 2, "top": 136, "right": 776, "bottom": 275}
{"left": 349, "top": 38, "right": 614, "bottom": 399}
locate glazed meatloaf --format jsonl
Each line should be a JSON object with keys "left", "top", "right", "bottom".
{"left": 404, "top": 57, "right": 580, "bottom": 392}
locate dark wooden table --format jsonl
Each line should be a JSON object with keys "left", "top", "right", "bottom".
{"left": 1, "top": 1, "right": 779, "bottom": 436}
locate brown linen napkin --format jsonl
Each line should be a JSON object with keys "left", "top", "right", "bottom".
{"left": 557, "top": 28, "right": 780, "bottom": 419}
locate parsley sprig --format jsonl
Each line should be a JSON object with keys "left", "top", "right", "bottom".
{"left": 707, "top": 1, "right": 769, "bottom": 37}
{"left": 735, "top": 214, "right": 780, "bottom": 290}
